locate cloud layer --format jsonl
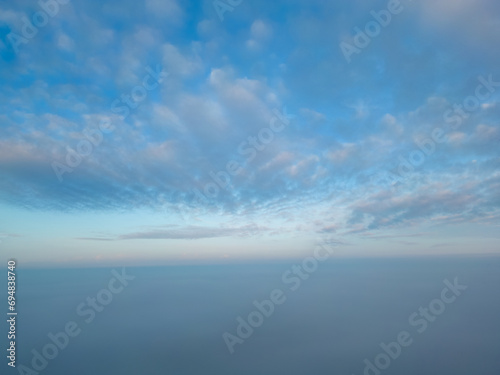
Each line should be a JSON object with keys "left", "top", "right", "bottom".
{"left": 0, "top": 0, "right": 499, "bottom": 246}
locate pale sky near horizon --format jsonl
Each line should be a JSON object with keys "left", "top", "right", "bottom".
{"left": 1, "top": 0, "right": 499, "bottom": 266}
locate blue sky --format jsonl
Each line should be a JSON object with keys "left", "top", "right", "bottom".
{"left": 0, "top": 0, "right": 499, "bottom": 266}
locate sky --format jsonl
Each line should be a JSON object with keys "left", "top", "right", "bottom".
{"left": 0, "top": 0, "right": 499, "bottom": 266}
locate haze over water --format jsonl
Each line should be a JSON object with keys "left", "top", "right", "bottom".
{"left": 7, "top": 256, "right": 500, "bottom": 375}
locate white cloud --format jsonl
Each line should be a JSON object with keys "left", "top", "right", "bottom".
{"left": 246, "top": 19, "right": 273, "bottom": 51}
{"left": 57, "top": 33, "right": 74, "bottom": 51}
{"left": 161, "top": 43, "right": 203, "bottom": 77}
{"left": 145, "top": 0, "right": 183, "bottom": 22}
{"left": 250, "top": 19, "right": 273, "bottom": 39}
